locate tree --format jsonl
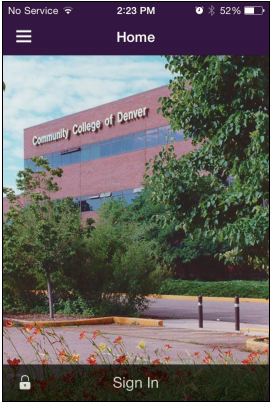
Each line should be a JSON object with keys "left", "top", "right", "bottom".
{"left": 145, "top": 56, "right": 269, "bottom": 270}
{"left": 77, "top": 198, "right": 165, "bottom": 316}
{"left": 3, "top": 157, "right": 85, "bottom": 318}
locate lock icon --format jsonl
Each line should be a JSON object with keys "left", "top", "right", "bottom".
{"left": 19, "top": 375, "right": 31, "bottom": 390}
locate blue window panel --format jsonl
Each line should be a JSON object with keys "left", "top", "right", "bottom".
{"left": 146, "top": 128, "right": 158, "bottom": 135}
{"left": 111, "top": 140, "right": 121, "bottom": 155}
{"left": 134, "top": 131, "right": 145, "bottom": 138}
{"left": 46, "top": 157, "right": 53, "bottom": 167}
{"left": 90, "top": 198, "right": 101, "bottom": 211}
{"left": 81, "top": 149, "right": 91, "bottom": 162}
{"left": 123, "top": 189, "right": 134, "bottom": 195}
{"left": 122, "top": 138, "right": 133, "bottom": 153}
{"left": 100, "top": 143, "right": 111, "bottom": 157}
{"left": 112, "top": 190, "right": 123, "bottom": 196}
{"left": 90, "top": 147, "right": 100, "bottom": 160}
{"left": 124, "top": 193, "right": 135, "bottom": 204}
{"left": 134, "top": 135, "right": 146, "bottom": 150}
{"left": 27, "top": 160, "right": 36, "bottom": 171}
{"left": 158, "top": 131, "right": 168, "bottom": 145}
{"left": 71, "top": 151, "right": 80, "bottom": 164}
{"left": 35, "top": 125, "right": 174, "bottom": 168}
{"left": 146, "top": 133, "right": 159, "bottom": 148}
{"left": 172, "top": 129, "right": 184, "bottom": 142}
{"left": 81, "top": 144, "right": 91, "bottom": 150}
{"left": 159, "top": 125, "right": 170, "bottom": 131}
{"left": 62, "top": 153, "right": 71, "bottom": 166}
{"left": 52, "top": 155, "right": 62, "bottom": 167}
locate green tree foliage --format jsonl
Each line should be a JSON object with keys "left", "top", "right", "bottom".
{"left": 3, "top": 157, "right": 85, "bottom": 318}
{"left": 3, "top": 160, "right": 163, "bottom": 317}
{"left": 98, "top": 192, "right": 230, "bottom": 281}
{"left": 145, "top": 56, "right": 269, "bottom": 270}
{"left": 77, "top": 199, "right": 164, "bottom": 316}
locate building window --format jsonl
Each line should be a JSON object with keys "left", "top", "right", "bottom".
{"left": 81, "top": 149, "right": 91, "bottom": 162}
{"left": 121, "top": 136, "right": 133, "bottom": 153}
{"left": 25, "top": 125, "right": 185, "bottom": 169}
{"left": 100, "top": 141, "right": 111, "bottom": 157}
{"left": 90, "top": 146, "right": 100, "bottom": 160}
{"left": 111, "top": 139, "right": 122, "bottom": 155}
{"left": 134, "top": 133, "right": 146, "bottom": 150}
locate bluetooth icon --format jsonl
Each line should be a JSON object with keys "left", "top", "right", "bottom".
{"left": 208, "top": 5, "right": 215, "bottom": 16}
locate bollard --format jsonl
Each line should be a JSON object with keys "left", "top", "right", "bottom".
{"left": 235, "top": 296, "right": 240, "bottom": 331}
{"left": 198, "top": 295, "right": 203, "bottom": 328}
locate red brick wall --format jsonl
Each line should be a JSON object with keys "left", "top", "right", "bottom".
{"left": 4, "top": 86, "right": 195, "bottom": 219}
{"left": 24, "top": 86, "right": 172, "bottom": 159}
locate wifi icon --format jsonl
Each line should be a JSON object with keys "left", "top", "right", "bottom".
{"left": 63, "top": 6, "right": 73, "bottom": 14}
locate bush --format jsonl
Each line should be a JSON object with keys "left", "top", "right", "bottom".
{"left": 159, "top": 280, "right": 269, "bottom": 299}
{"left": 79, "top": 217, "right": 165, "bottom": 316}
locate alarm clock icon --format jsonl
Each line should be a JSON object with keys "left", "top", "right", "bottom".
{"left": 196, "top": 6, "right": 204, "bottom": 15}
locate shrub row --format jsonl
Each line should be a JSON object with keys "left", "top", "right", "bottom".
{"left": 159, "top": 280, "right": 269, "bottom": 299}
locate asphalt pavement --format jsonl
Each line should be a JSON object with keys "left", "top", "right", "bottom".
{"left": 142, "top": 298, "right": 269, "bottom": 325}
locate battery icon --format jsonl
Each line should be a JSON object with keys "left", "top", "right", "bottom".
{"left": 244, "top": 6, "right": 265, "bottom": 15}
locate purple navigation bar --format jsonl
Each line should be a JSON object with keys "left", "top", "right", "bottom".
{"left": 3, "top": 2, "right": 270, "bottom": 55}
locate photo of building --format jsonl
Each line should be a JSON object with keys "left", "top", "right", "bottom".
{"left": 17, "top": 85, "right": 194, "bottom": 221}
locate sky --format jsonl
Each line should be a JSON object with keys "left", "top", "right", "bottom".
{"left": 3, "top": 56, "right": 172, "bottom": 191}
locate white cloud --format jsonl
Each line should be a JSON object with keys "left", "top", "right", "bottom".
{"left": 9, "top": 147, "right": 24, "bottom": 159}
{"left": 3, "top": 139, "right": 12, "bottom": 149}
{"left": 3, "top": 56, "right": 171, "bottom": 188}
{"left": 6, "top": 165, "right": 22, "bottom": 172}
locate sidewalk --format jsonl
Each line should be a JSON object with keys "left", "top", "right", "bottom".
{"left": 163, "top": 319, "right": 269, "bottom": 337}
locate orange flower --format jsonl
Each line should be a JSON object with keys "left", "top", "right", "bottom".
{"left": 248, "top": 352, "right": 259, "bottom": 360}
{"left": 7, "top": 358, "right": 20, "bottom": 367}
{"left": 87, "top": 354, "right": 97, "bottom": 365}
{"left": 22, "top": 324, "right": 33, "bottom": 333}
{"left": 164, "top": 356, "right": 171, "bottom": 362}
{"left": 165, "top": 344, "right": 173, "bottom": 350}
{"left": 71, "top": 353, "right": 80, "bottom": 363}
{"left": 263, "top": 349, "right": 269, "bottom": 355}
{"left": 193, "top": 352, "right": 200, "bottom": 357}
{"left": 42, "top": 359, "right": 48, "bottom": 365}
{"left": 5, "top": 319, "right": 13, "bottom": 327}
{"left": 33, "top": 327, "right": 42, "bottom": 335}
{"left": 27, "top": 335, "right": 35, "bottom": 343}
{"left": 152, "top": 359, "right": 160, "bottom": 365}
{"left": 115, "top": 354, "right": 127, "bottom": 364}
{"left": 58, "top": 348, "right": 69, "bottom": 362}
{"left": 202, "top": 356, "right": 211, "bottom": 364}
{"left": 92, "top": 330, "right": 100, "bottom": 340}
{"left": 79, "top": 331, "right": 86, "bottom": 340}
{"left": 242, "top": 359, "right": 251, "bottom": 365}
{"left": 114, "top": 336, "right": 123, "bottom": 345}
{"left": 224, "top": 350, "right": 232, "bottom": 357}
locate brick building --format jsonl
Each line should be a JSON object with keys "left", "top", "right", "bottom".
{"left": 4, "top": 86, "right": 195, "bottom": 221}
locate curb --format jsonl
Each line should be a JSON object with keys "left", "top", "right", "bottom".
{"left": 148, "top": 295, "right": 269, "bottom": 303}
{"left": 241, "top": 327, "right": 269, "bottom": 334}
{"left": 3, "top": 316, "right": 163, "bottom": 328}
{"left": 246, "top": 338, "right": 269, "bottom": 353}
